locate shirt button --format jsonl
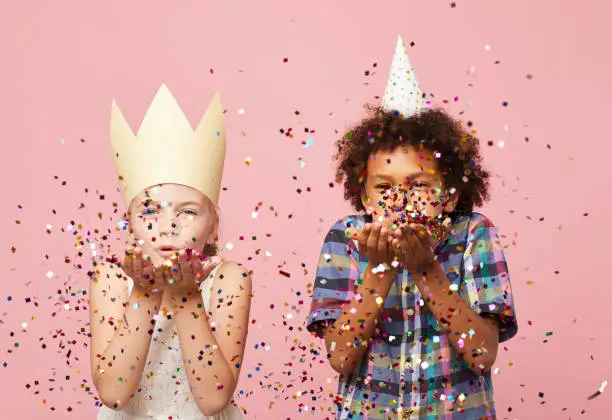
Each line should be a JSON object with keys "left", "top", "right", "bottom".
{"left": 407, "top": 309, "right": 414, "bottom": 316}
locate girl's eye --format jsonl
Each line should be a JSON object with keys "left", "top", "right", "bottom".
{"left": 180, "top": 209, "right": 198, "bottom": 216}
{"left": 375, "top": 185, "right": 391, "bottom": 191}
{"left": 142, "top": 208, "right": 157, "bottom": 215}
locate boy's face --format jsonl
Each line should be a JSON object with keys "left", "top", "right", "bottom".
{"left": 361, "top": 145, "right": 457, "bottom": 227}
{"left": 127, "top": 183, "right": 218, "bottom": 265}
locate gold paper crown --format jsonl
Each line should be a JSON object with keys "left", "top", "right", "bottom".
{"left": 110, "top": 84, "right": 226, "bottom": 208}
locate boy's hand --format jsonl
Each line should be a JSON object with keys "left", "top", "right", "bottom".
{"left": 162, "top": 249, "right": 222, "bottom": 297}
{"left": 349, "top": 222, "right": 398, "bottom": 267}
{"left": 392, "top": 219, "right": 452, "bottom": 271}
{"left": 122, "top": 247, "right": 166, "bottom": 294}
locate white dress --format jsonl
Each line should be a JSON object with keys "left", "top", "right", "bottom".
{"left": 97, "top": 263, "right": 244, "bottom": 420}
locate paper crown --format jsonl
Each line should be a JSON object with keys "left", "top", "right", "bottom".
{"left": 382, "top": 35, "right": 426, "bottom": 116}
{"left": 110, "top": 84, "right": 226, "bottom": 209}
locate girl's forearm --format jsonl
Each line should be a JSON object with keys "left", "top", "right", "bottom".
{"left": 173, "top": 292, "right": 236, "bottom": 417}
{"left": 93, "top": 286, "right": 162, "bottom": 410}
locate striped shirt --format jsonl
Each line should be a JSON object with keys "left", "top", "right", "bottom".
{"left": 307, "top": 212, "right": 518, "bottom": 419}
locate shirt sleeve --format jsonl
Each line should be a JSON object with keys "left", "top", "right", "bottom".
{"left": 306, "top": 218, "right": 362, "bottom": 339}
{"left": 460, "top": 215, "right": 518, "bottom": 343}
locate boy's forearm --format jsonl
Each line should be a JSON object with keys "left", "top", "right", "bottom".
{"left": 413, "top": 262, "right": 499, "bottom": 373}
{"left": 323, "top": 264, "right": 395, "bottom": 375}
{"left": 172, "top": 291, "right": 236, "bottom": 416}
{"left": 93, "top": 286, "right": 162, "bottom": 409}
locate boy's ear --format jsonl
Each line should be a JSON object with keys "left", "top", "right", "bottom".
{"left": 443, "top": 193, "right": 459, "bottom": 213}
{"left": 360, "top": 188, "right": 370, "bottom": 212}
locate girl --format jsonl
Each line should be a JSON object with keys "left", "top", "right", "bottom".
{"left": 89, "top": 85, "right": 251, "bottom": 419}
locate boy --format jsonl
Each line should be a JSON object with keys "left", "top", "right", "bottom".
{"left": 307, "top": 36, "right": 518, "bottom": 419}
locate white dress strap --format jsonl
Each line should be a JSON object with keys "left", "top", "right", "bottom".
{"left": 199, "top": 262, "right": 225, "bottom": 311}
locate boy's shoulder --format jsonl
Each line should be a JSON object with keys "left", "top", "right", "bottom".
{"left": 332, "top": 213, "right": 370, "bottom": 231}
{"left": 453, "top": 212, "right": 495, "bottom": 232}
{"left": 320, "top": 214, "right": 369, "bottom": 252}
{"left": 462, "top": 212, "right": 497, "bottom": 238}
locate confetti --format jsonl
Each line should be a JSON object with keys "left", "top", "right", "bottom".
{"left": 587, "top": 380, "right": 607, "bottom": 400}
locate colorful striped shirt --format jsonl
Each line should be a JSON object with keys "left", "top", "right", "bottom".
{"left": 307, "top": 212, "right": 518, "bottom": 420}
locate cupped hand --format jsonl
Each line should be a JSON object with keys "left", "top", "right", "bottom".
{"left": 162, "top": 249, "right": 222, "bottom": 296}
{"left": 122, "top": 247, "right": 166, "bottom": 293}
{"left": 391, "top": 218, "right": 452, "bottom": 271}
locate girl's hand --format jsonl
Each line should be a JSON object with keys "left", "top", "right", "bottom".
{"left": 163, "top": 249, "right": 222, "bottom": 297}
{"left": 350, "top": 223, "right": 398, "bottom": 268}
{"left": 392, "top": 219, "right": 452, "bottom": 272}
{"left": 122, "top": 247, "right": 166, "bottom": 294}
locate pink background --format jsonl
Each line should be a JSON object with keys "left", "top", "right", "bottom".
{"left": 1, "top": 0, "right": 611, "bottom": 418}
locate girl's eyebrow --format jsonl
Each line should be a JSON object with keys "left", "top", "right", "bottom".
{"left": 135, "top": 200, "right": 201, "bottom": 209}
{"left": 173, "top": 201, "right": 201, "bottom": 207}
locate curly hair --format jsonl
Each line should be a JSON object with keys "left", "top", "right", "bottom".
{"left": 333, "top": 106, "right": 490, "bottom": 216}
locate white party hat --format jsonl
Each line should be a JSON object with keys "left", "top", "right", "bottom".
{"left": 110, "top": 84, "right": 226, "bottom": 208}
{"left": 382, "top": 35, "right": 426, "bottom": 116}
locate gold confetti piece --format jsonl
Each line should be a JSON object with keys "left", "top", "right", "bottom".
{"left": 245, "top": 157, "right": 252, "bottom": 165}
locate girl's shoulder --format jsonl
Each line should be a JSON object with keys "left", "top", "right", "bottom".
{"left": 91, "top": 259, "right": 129, "bottom": 291}
{"left": 213, "top": 260, "right": 252, "bottom": 283}
{"left": 205, "top": 260, "right": 252, "bottom": 304}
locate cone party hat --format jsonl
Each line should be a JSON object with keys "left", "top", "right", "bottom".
{"left": 382, "top": 35, "right": 425, "bottom": 116}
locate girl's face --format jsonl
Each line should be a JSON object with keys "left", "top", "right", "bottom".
{"left": 127, "top": 183, "right": 218, "bottom": 265}
{"left": 361, "top": 145, "right": 457, "bottom": 227}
